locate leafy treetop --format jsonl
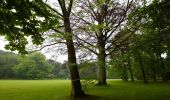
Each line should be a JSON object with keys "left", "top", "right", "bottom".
{"left": 0, "top": 0, "right": 58, "bottom": 54}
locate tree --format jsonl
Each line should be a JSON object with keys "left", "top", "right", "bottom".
{"left": 74, "top": 0, "right": 136, "bottom": 85}
{"left": 109, "top": 38, "right": 134, "bottom": 81}
{"left": 49, "top": 60, "right": 69, "bottom": 79}
{"left": 128, "top": 54, "right": 134, "bottom": 82}
{"left": 56, "top": 0, "right": 85, "bottom": 97}
{"left": 0, "top": 50, "right": 18, "bottom": 78}
{"left": 0, "top": 0, "right": 85, "bottom": 97}
{"left": 107, "top": 0, "right": 170, "bottom": 82}
{"left": 14, "top": 52, "right": 53, "bottom": 79}
{"left": 128, "top": 0, "right": 170, "bottom": 81}
{"left": 0, "top": 0, "right": 57, "bottom": 54}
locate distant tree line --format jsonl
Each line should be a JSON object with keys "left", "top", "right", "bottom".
{"left": 0, "top": 50, "right": 68, "bottom": 79}
{"left": 0, "top": 50, "right": 99, "bottom": 79}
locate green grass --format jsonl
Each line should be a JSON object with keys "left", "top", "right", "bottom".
{"left": 0, "top": 80, "right": 170, "bottom": 100}
{"left": 0, "top": 80, "right": 71, "bottom": 100}
{"left": 89, "top": 80, "right": 170, "bottom": 100}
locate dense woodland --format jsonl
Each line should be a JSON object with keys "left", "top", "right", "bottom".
{"left": 0, "top": 50, "right": 66, "bottom": 79}
{"left": 0, "top": 0, "right": 170, "bottom": 98}
{"left": 0, "top": 48, "right": 170, "bottom": 82}
{"left": 0, "top": 50, "right": 97, "bottom": 79}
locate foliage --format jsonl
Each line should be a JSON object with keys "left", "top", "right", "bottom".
{"left": 79, "top": 61, "right": 98, "bottom": 79}
{"left": 0, "top": 50, "right": 71, "bottom": 79}
{"left": 74, "top": 0, "right": 136, "bottom": 85}
{"left": 108, "top": 0, "right": 170, "bottom": 81}
{"left": 0, "top": 0, "right": 58, "bottom": 54}
{"left": 0, "top": 50, "right": 18, "bottom": 78}
{"left": 49, "top": 60, "right": 69, "bottom": 79}
{"left": 13, "top": 52, "right": 53, "bottom": 79}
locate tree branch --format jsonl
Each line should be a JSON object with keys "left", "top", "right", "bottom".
{"left": 43, "top": 2, "right": 63, "bottom": 17}
{"left": 29, "top": 42, "right": 57, "bottom": 53}
{"left": 68, "top": 0, "right": 73, "bottom": 15}
{"left": 106, "top": 33, "right": 133, "bottom": 56}
{"left": 28, "top": 42, "right": 64, "bottom": 53}
{"left": 58, "top": 0, "right": 67, "bottom": 16}
{"left": 50, "top": 27, "right": 63, "bottom": 34}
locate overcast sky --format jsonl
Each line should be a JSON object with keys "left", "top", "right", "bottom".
{"left": 0, "top": 37, "right": 8, "bottom": 51}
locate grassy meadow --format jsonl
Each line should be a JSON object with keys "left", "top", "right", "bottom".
{"left": 0, "top": 80, "right": 170, "bottom": 100}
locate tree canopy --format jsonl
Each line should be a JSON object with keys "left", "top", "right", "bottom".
{"left": 0, "top": 0, "right": 58, "bottom": 54}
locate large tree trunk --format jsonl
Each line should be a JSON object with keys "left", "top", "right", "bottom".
{"left": 58, "top": 0, "right": 85, "bottom": 97}
{"left": 138, "top": 50, "right": 147, "bottom": 83}
{"left": 128, "top": 56, "right": 134, "bottom": 82}
{"left": 97, "top": 53, "right": 107, "bottom": 85}
{"left": 97, "top": 36, "right": 107, "bottom": 85}
{"left": 64, "top": 17, "right": 85, "bottom": 97}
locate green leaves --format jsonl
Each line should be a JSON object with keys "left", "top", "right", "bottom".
{"left": 14, "top": 52, "right": 53, "bottom": 79}
{"left": 0, "top": 0, "right": 59, "bottom": 54}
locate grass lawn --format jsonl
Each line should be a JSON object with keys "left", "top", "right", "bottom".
{"left": 0, "top": 80, "right": 169, "bottom": 100}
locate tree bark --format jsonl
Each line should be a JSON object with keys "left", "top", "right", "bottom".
{"left": 138, "top": 50, "right": 147, "bottom": 83}
{"left": 122, "top": 64, "right": 128, "bottom": 81}
{"left": 97, "top": 36, "right": 107, "bottom": 85}
{"left": 128, "top": 56, "right": 134, "bottom": 82}
{"left": 64, "top": 17, "right": 85, "bottom": 97}
{"left": 57, "top": 0, "right": 85, "bottom": 97}
{"left": 159, "top": 54, "right": 166, "bottom": 81}
{"left": 153, "top": 68, "right": 157, "bottom": 81}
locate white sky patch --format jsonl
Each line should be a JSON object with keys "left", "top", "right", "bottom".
{"left": 0, "top": 37, "right": 8, "bottom": 50}
{"left": 161, "top": 53, "right": 167, "bottom": 59}
{"left": 10, "top": 9, "right": 16, "bottom": 13}
{"left": 42, "top": 51, "right": 68, "bottom": 63}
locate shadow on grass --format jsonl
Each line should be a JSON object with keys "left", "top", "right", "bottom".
{"left": 56, "top": 95, "right": 112, "bottom": 100}
{"left": 95, "top": 84, "right": 112, "bottom": 87}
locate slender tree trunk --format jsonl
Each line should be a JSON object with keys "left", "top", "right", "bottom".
{"left": 128, "top": 56, "right": 134, "bottom": 82}
{"left": 138, "top": 50, "right": 147, "bottom": 83}
{"left": 123, "top": 64, "right": 128, "bottom": 81}
{"left": 97, "top": 36, "right": 107, "bottom": 85}
{"left": 146, "top": 71, "right": 150, "bottom": 80}
{"left": 64, "top": 17, "right": 85, "bottom": 97}
{"left": 159, "top": 54, "right": 166, "bottom": 81}
{"left": 153, "top": 68, "right": 157, "bottom": 81}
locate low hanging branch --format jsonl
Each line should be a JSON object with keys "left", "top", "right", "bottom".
{"left": 28, "top": 41, "right": 65, "bottom": 53}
